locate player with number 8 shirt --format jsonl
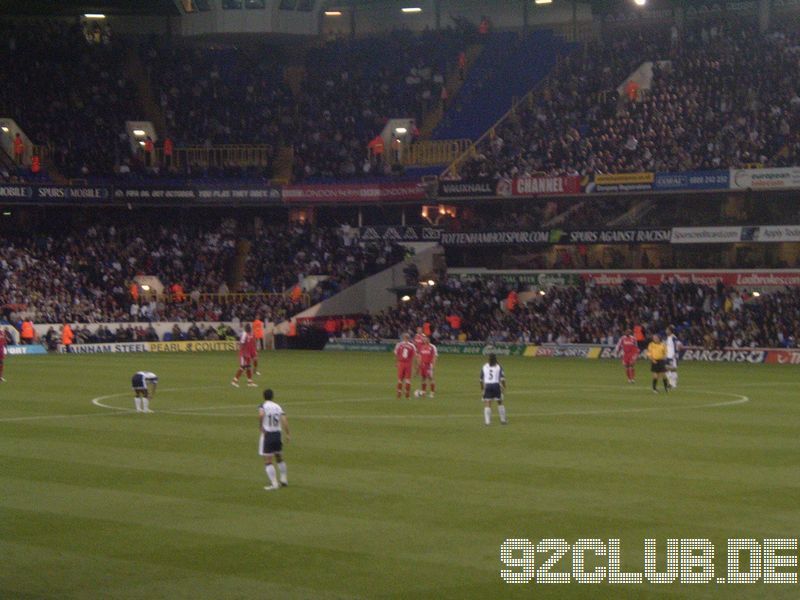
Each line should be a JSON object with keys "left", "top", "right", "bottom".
{"left": 394, "top": 333, "right": 416, "bottom": 399}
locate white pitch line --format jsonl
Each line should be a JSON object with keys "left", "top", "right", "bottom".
{"left": 288, "top": 393, "right": 751, "bottom": 420}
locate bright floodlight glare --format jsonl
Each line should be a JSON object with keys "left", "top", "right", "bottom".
{"left": 141, "top": 284, "right": 151, "bottom": 291}
{"left": 1, "top": 126, "right": 9, "bottom": 133}
{"left": 139, "top": 141, "right": 146, "bottom": 146}
{"left": 401, "top": 295, "right": 411, "bottom": 302}
{"left": 324, "top": 10, "right": 342, "bottom": 16}
{"left": 535, "top": 0, "right": 553, "bottom": 4}
{"left": 753, "top": 291, "right": 761, "bottom": 297}
{"left": 539, "top": 290, "right": 546, "bottom": 296}
{"left": 633, "top": 0, "right": 647, "bottom": 6}
{"left": 427, "top": 280, "right": 435, "bottom": 286}
{"left": 394, "top": 127, "right": 407, "bottom": 134}
{"left": 84, "top": 13, "right": 106, "bottom": 19}
{"left": 401, "top": 7, "right": 422, "bottom": 13}
{"left": 133, "top": 129, "right": 146, "bottom": 137}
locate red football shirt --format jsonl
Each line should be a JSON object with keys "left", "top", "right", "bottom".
{"left": 418, "top": 343, "right": 437, "bottom": 365}
{"left": 394, "top": 341, "right": 416, "bottom": 365}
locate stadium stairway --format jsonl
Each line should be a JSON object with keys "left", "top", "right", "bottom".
{"left": 125, "top": 47, "right": 168, "bottom": 137}
{"left": 418, "top": 43, "right": 483, "bottom": 140}
{"left": 231, "top": 238, "right": 252, "bottom": 291}
{"left": 608, "top": 199, "right": 657, "bottom": 228}
{"left": 283, "top": 244, "right": 444, "bottom": 330}
{"left": 431, "top": 30, "right": 570, "bottom": 142}
{"left": 271, "top": 146, "right": 294, "bottom": 184}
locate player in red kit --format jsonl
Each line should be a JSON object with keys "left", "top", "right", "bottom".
{"left": 247, "top": 330, "right": 260, "bottom": 376}
{"left": 413, "top": 327, "right": 425, "bottom": 351}
{"left": 615, "top": 329, "right": 640, "bottom": 383}
{"left": 0, "top": 328, "right": 7, "bottom": 382}
{"left": 416, "top": 336, "right": 438, "bottom": 398}
{"left": 394, "top": 333, "right": 416, "bottom": 399}
{"left": 232, "top": 324, "right": 257, "bottom": 387}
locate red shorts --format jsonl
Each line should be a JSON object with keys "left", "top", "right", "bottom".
{"left": 397, "top": 363, "right": 412, "bottom": 381}
{"left": 239, "top": 355, "right": 251, "bottom": 368}
{"left": 419, "top": 364, "right": 434, "bottom": 379}
{"left": 622, "top": 355, "right": 637, "bottom": 367}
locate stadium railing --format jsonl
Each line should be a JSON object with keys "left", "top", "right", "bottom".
{"left": 159, "top": 291, "right": 311, "bottom": 307}
{"left": 154, "top": 145, "right": 274, "bottom": 170}
{"left": 397, "top": 139, "right": 472, "bottom": 167}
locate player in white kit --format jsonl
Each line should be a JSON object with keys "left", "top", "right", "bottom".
{"left": 665, "top": 326, "right": 679, "bottom": 389}
{"left": 480, "top": 353, "right": 507, "bottom": 425}
{"left": 259, "top": 388, "right": 290, "bottom": 491}
{"left": 131, "top": 371, "right": 158, "bottom": 413}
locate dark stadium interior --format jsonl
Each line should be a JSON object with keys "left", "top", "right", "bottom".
{"left": 3, "top": 1, "right": 800, "bottom": 597}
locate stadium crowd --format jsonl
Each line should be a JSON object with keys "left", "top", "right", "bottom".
{"left": 0, "top": 19, "right": 136, "bottom": 179}
{"left": 292, "top": 29, "right": 461, "bottom": 180}
{"left": 0, "top": 218, "right": 406, "bottom": 326}
{"left": 458, "top": 19, "right": 800, "bottom": 180}
{"left": 354, "top": 276, "right": 800, "bottom": 349}
{"left": 3, "top": 17, "right": 799, "bottom": 183}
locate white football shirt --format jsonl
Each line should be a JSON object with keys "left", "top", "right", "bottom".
{"left": 481, "top": 363, "right": 504, "bottom": 384}
{"left": 136, "top": 371, "right": 158, "bottom": 384}
{"left": 666, "top": 335, "right": 677, "bottom": 359}
{"left": 260, "top": 400, "right": 285, "bottom": 433}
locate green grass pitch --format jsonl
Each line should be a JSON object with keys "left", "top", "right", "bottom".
{"left": 1, "top": 351, "right": 798, "bottom": 599}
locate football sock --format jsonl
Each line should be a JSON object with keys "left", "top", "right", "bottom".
{"left": 396, "top": 382, "right": 402, "bottom": 397}
{"left": 404, "top": 383, "right": 410, "bottom": 398}
{"left": 431, "top": 383, "right": 435, "bottom": 392}
{"left": 134, "top": 397, "right": 142, "bottom": 412}
{"left": 668, "top": 372, "right": 677, "bottom": 387}
{"left": 652, "top": 379, "right": 657, "bottom": 391}
{"left": 421, "top": 383, "right": 427, "bottom": 392}
{"left": 484, "top": 406, "right": 491, "bottom": 425}
{"left": 664, "top": 378, "right": 669, "bottom": 391}
{"left": 498, "top": 405, "right": 507, "bottom": 423}
{"left": 246, "top": 369, "right": 252, "bottom": 379}
{"left": 266, "top": 464, "right": 278, "bottom": 487}
{"left": 142, "top": 397, "right": 150, "bottom": 411}
{"left": 277, "top": 461, "right": 287, "bottom": 484}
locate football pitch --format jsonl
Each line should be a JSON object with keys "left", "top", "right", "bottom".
{"left": 1, "top": 351, "right": 798, "bottom": 599}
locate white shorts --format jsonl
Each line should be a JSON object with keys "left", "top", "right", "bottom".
{"left": 666, "top": 358, "right": 677, "bottom": 370}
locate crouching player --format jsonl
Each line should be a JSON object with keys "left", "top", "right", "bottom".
{"left": 131, "top": 371, "right": 158, "bottom": 413}
{"left": 615, "top": 329, "right": 640, "bottom": 384}
{"left": 416, "top": 336, "right": 438, "bottom": 398}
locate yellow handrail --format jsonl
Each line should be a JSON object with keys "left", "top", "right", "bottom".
{"left": 154, "top": 144, "right": 274, "bottom": 171}
{"left": 158, "top": 291, "right": 311, "bottom": 306}
{"left": 398, "top": 139, "right": 472, "bottom": 166}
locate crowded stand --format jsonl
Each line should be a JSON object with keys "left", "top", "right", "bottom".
{"left": 241, "top": 223, "right": 407, "bottom": 304}
{"left": 458, "top": 19, "right": 800, "bottom": 180}
{"left": 354, "top": 276, "right": 800, "bottom": 349}
{"left": 292, "top": 29, "right": 463, "bottom": 180}
{"left": 0, "top": 216, "right": 407, "bottom": 327}
{"left": 0, "top": 19, "right": 137, "bottom": 179}
{"left": 139, "top": 41, "right": 295, "bottom": 179}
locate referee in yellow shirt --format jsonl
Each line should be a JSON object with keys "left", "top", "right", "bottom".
{"left": 647, "top": 334, "right": 670, "bottom": 393}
